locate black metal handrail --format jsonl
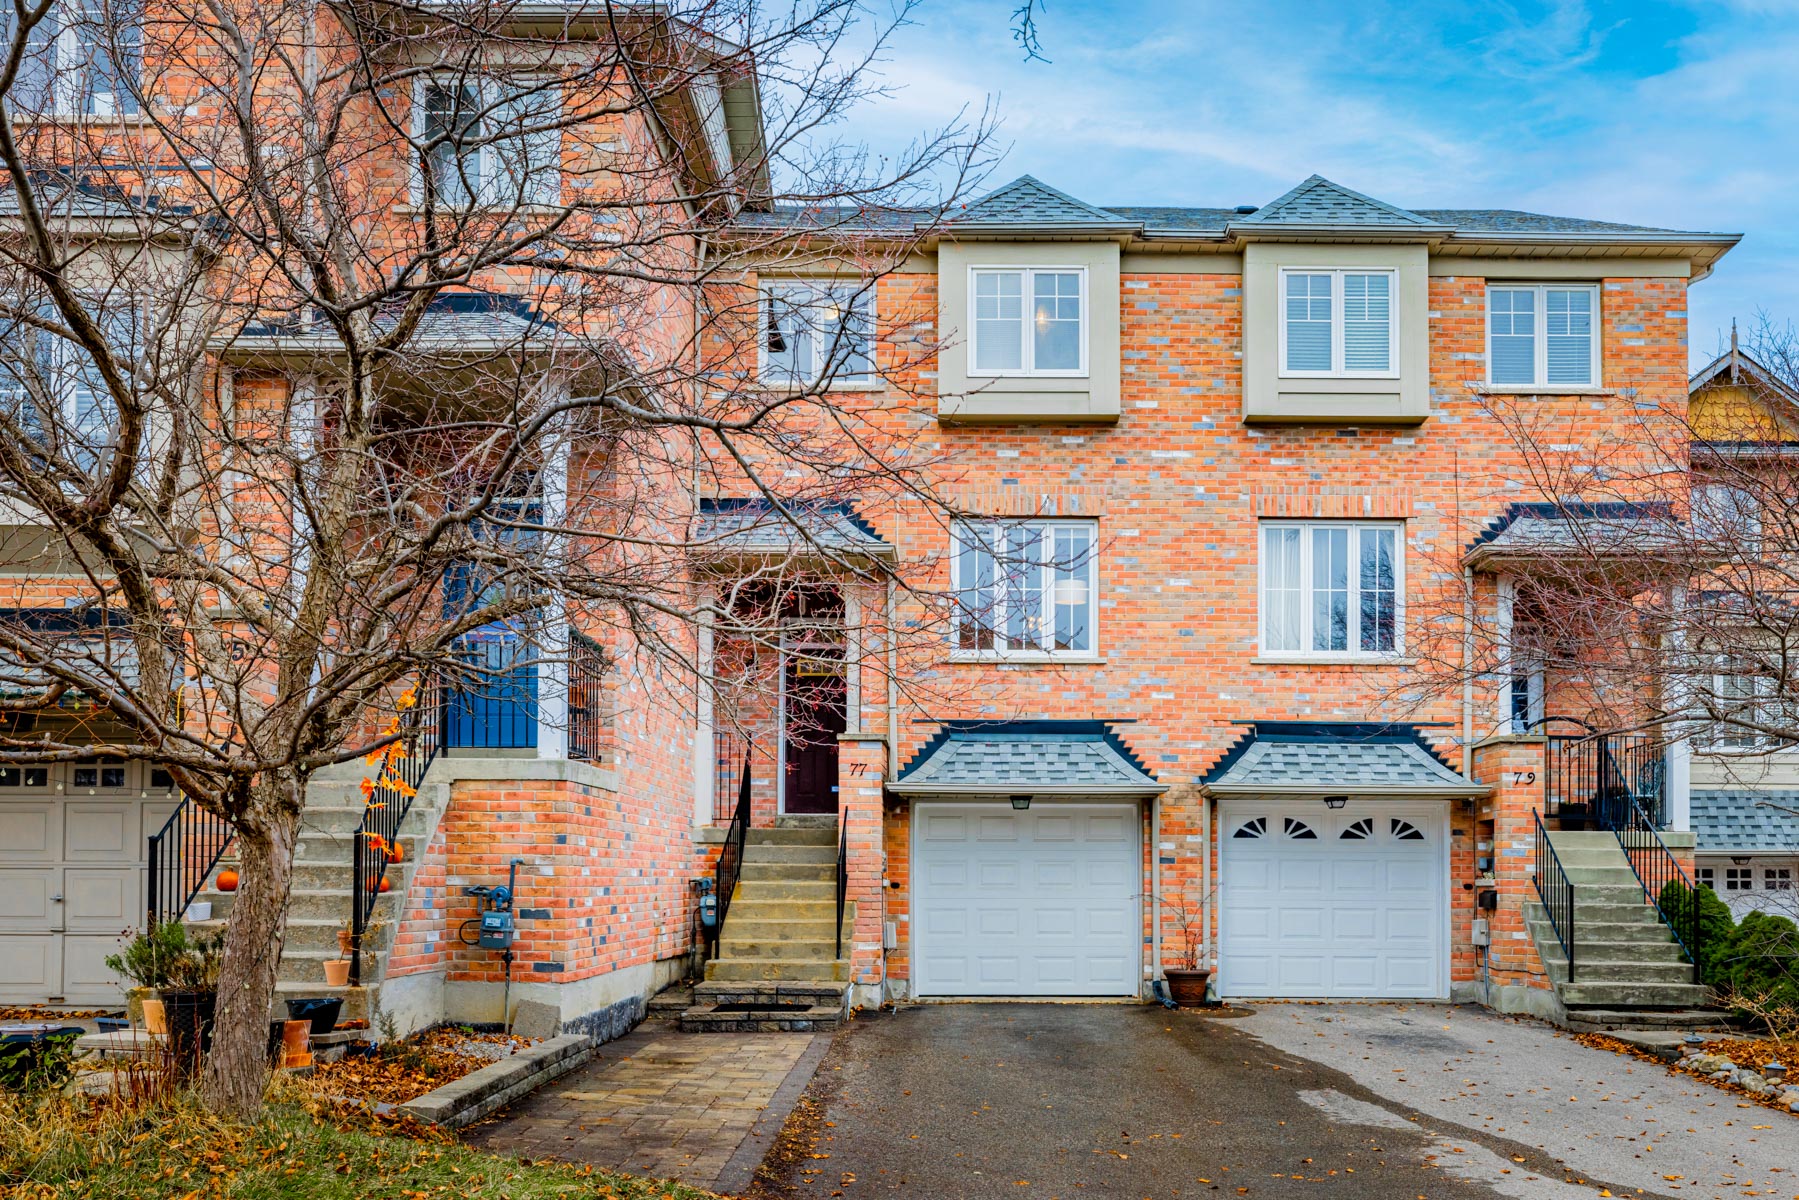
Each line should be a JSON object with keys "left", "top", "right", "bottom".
{"left": 350, "top": 674, "right": 444, "bottom": 985}
{"left": 1611, "top": 794, "right": 1705, "bottom": 984}
{"left": 1533, "top": 807, "right": 1577, "bottom": 983}
{"left": 834, "top": 817, "right": 848, "bottom": 960}
{"left": 146, "top": 796, "right": 234, "bottom": 928}
{"left": 711, "top": 746, "right": 752, "bottom": 960}
{"left": 1544, "top": 726, "right": 1665, "bottom": 828}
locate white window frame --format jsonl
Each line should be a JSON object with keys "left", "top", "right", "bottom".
{"left": 1484, "top": 283, "right": 1602, "bottom": 388}
{"left": 1276, "top": 267, "right": 1399, "bottom": 379}
{"left": 950, "top": 519, "right": 1098, "bottom": 659}
{"left": 1692, "top": 481, "right": 1762, "bottom": 552}
{"left": 966, "top": 266, "right": 1089, "bottom": 379}
{"left": 410, "top": 74, "right": 563, "bottom": 209}
{"left": 1702, "top": 657, "right": 1779, "bottom": 753}
{"left": 12, "top": 0, "right": 143, "bottom": 118}
{"left": 1257, "top": 520, "right": 1405, "bottom": 659}
{"left": 757, "top": 280, "right": 875, "bottom": 389}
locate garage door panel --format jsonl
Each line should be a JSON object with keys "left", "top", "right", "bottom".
{"left": 0, "top": 805, "right": 56, "bottom": 859}
{"left": 0, "top": 934, "right": 57, "bottom": 1001}
{"left": 65, "top": 804, "right": 134, "bottom": 859}
{"left": 64, "top": 868, "right": 136, "bottom": 930}
{"left": 0, "top": 870, "right": 56, "bottom": 926}
{"left": 913, "top": 802, "right": 1139, "bottom": 998}
{"left": 1221, "top": 803, "right": 1446, "bottom": 1000}
{"left": 62, "top": 935, "right": 130, "bottom": 1003}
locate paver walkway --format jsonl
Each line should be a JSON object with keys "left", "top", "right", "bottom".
{"left": 466, "top": 1017, "right": 829, "bottom": 1195}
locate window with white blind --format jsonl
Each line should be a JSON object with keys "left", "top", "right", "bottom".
{"left": 951, "top": 521, "right": 1097, "bottom": 656}
{"left": 1703, "top": 658, "right": 1779, "bottom": 752}
{"left": 1487, "top": 284, "right": 1600, "bottom": 387}
{"left": 1278, "top": 269, "right": 1396, "bottom": 377}
{"left": 413, "top": 76, "right": 563, "bottom": 207}
{"left": 968, "top": 268, "right": 1087, "bottom": 377}
{"left": 1259, "top": 522, "right": 1402, "bottom": 657}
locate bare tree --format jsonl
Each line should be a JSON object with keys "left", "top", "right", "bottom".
{"left": 0, "top": 0, "right": 992, "bottom": 1115}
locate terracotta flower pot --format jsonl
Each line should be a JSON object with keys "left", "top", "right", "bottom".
{"left": 141, "top": 997, "right": 167, "bottom": 1035}
{"left": 323, "top": 959, "right": 352, "bottom": 987}
{"left": 1164, "top": 967, "right": 1213, "bottom": 1008}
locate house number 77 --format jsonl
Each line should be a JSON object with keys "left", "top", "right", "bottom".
{"left": 848, "top": 762, "right": 869, "bottom": 776}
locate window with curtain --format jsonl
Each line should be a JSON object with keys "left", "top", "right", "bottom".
{"left": 952, "top": 520, "right": 1096, "bottom": 655}
{"left": 1260, "top": 522, "right": 1402, "bottom": 656}
{"left": 1279, "top": 269, "right": 1395, "bottom": 376}
{"left": 415, "top": 76, "right": 563, "bottom": 208}
{"left": 1487, "top": 284, "right": 1599, "bottom": 387}
{"left": 969, "top": 268, "right": 1086, "bottom": 376}
{"left": 760, "top": 281, "right": 873, "bottom": 387}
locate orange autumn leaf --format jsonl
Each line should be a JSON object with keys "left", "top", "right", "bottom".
{"left": 359, "top": 778, "right": 374, "bottom": 800}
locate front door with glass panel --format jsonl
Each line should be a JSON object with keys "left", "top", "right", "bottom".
{"left": 781, "top": 648, "right": 845, "bottom": 814}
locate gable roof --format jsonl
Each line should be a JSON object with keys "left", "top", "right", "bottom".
{"left": 1690, "top": 343, "right": 1799, "bottom": 408}
{"left": 944, "top": 175, "right": 1139, "bottom": 231}
{"left": 1463, "top": 501, "right": 1679, "bottom": 567}
{"left": 1201, "top": 721, "right": 1484, "bottom": 797}
{"left": 890, "top": 719, "right": 1164, "bottom": 796}
{"left": 1235, "top": 175, "right": 1442, "bottom": 230}
{"left": 691, "top": 497, "right": 890, "bottom": 557}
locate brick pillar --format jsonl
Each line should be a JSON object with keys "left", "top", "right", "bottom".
{"left": 837, "top": 734, "right": 888, "bottom": 1003}
{"left": 1470, "top": 736, "right": 1552, "bottom": 996}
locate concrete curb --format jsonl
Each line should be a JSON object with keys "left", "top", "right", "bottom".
{"left": 397, "top": 1034, "right": 592, "bottom": 1128}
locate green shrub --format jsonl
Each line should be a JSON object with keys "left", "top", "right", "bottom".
{"left": 0, "top": 1031, "right": 81, "bottom": 1093}
{"left": 1715, "top": 910, "right": 1799, "bottom": 1009}
{"left": 1656, "top": 879, "right": 1736, "bottom": 977}
{"left": 102, "top": 922, "right": 191, "bottom": 991}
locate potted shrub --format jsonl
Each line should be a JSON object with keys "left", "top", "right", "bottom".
{"left": 104, "top": 921, "right": 190, "bottom": 1033}
{"left": 1159, "top": 892, "right": 1214, "bottom": 1007}
{"left": 160, "top": 927, "right": 225, "bottom": 1068}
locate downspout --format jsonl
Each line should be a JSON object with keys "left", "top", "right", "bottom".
{"left": 1150, "top": 792, "right": 1161, "bottom": 993}
{"left": 1200, "top": 790, "right": 1212, "bottom": 972}
{"left": 885, "top": 577, "right": 898, "bottom": 776}
{"left": 1463, "top": 566, "right": 1477, "bottom": 775}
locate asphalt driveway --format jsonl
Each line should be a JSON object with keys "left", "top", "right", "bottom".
{"left": 749, "top": 1002, "right": 1799, "bottom": 1200}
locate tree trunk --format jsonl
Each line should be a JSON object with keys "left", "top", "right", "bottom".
{"left": 201, "top": 775, "right": 303, "bottom": 1117}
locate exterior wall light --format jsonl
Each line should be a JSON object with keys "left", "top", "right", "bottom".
{"left": 1732, "top": 855, "right": 1751, "bottom": 865}
{"left": 1323, "top": 796, "right": 1348, "bottom": 809}
{"left": 1010, "top": 795, "right": 1032, "bottom": 810}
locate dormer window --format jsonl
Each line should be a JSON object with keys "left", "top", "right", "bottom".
{"left": 1279, "top": 268, "right": 1396, "bottom": 377}
{"left": 969, "top": 267, "right": 1086, "bottom": 377}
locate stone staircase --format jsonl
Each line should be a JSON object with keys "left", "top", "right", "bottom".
{"left": 189, "top": 763, "right": 448, "bottom": 1023}
{"left": 1524, "top": 830, "right": 1723, "bottom": 1031}
{"left": 685, "top": 819, "right": 853, "bottom": 1031}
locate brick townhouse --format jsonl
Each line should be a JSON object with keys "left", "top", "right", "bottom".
{"left": 0, "top": 3, "right": 1748, "bottom": 1036}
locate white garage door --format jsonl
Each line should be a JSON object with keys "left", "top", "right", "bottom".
{"left": 913, "top": 802, "right": 1140, "bottom": 997}
{"left": 1219, "top": 802, "right": 1447, "bottom": 999}
{"left": 0, "top": 760, "right": 178, "bottom": 1006}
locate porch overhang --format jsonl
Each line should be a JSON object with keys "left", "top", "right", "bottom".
{"left": 889, "top": 719, "right": 1165, "bottom": 798}
{"left": 692, "top": 497, "right": 894, "bottom": 561}
{"left": 1463, "top": 501, "right": 1681, "bottom": 572}
{"left": 1200, "top": 721, "right": 1488, "bottom": 800}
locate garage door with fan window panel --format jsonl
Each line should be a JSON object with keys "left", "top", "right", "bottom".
{"left": 1219, "top": 803, "right": 1448, "bottom": 1000}
{"left": 0, "top": 759, "right": 180, "bottom": 1005}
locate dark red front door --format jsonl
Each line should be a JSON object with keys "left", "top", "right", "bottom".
{"left": 784, "top": 657, "right": 846, "bottom": 814}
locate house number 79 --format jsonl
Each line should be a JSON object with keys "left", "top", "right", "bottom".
{"left": 1511, "top": 770, "right": 1537, "bottom": 785}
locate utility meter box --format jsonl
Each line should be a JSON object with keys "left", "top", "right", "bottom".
{"left": 478, "top": 910, "right": 516, "bottom": 950}
{"left": 1471, "top": 918, "right": 1491, "bottom": 947}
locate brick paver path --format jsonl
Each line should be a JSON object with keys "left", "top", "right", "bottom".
{"left": 466, "top": 1018, "right": 829, "bottom": 1195}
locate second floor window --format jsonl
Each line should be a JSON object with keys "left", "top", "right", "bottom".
{"left": 12, "top": 0, "right": 141, "bottom": 117}
{"left": 415, "top": 77, "right": 562, "bottom": 208}
{"left": 952, "top": 521, "right": 1096, "bottom": 656}
{"left": 760, "top": 282, "right": 872, "bottom": 387}
{"left": 1, "top": 298, "right": 140, "bottom": 472}
{"left": 1692, "top": 482, "right": 1761, "bottom": 550}
{"left": 1488, "top": 284, "right": 1599, "bottom": 387}
{"left": 1280, "top": 269, "right": 1395, "bottom": 376}
{"left": 970, "top": 267, "right": 1086, "bottom": 376}
{"left": 1704, "top": 659, "right": 1778, "bottom": 752}
{"left": 1260, "top": 522, "right": 1401, "bottom": 656}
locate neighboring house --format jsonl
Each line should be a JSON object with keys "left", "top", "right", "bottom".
{"left": 696, "top": 173, "right": 1740, "bottom": 1024}
{"left": 1689, "top": 792, "right": 1799, "bottom": 918}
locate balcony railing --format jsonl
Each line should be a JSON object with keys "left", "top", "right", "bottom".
{"left": 1542, "top": 720, "right": 1666, "bottom": 829}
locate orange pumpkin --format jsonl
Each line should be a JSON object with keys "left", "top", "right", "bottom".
{"left": 367, "top": 874, "right": 391, "bottom": 893}
{"left": 385, "top": 842, "right": 405, "bottom": 864}
{"left": 216, "top": 868, "right": 239, "bottom": 892}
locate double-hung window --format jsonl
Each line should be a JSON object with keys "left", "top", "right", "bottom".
{"left": 1704, "top": 658, "right": 1777, "bottom": 752}
{"left": 1487, "top": 284, "right": 1599, "bottom": 387}
{"left": 1279, "top": 268, "right": 1396, "bottom": 376}
{"left": 1767, "top": 867, "right": 1794, "bottom": 891}
{"left": 414, "top": 76, "right": 563, "bottom": 207}
{"left": 952, "top": 520, "right": 1096, "bottom": 656}
{"left": 969, "top": 267, "right": 1086, "bottom": 376}
{"left": 760, "top": 281, "right": 873, "bottom": 387}
{"left": 1, "top": 296, "right": 141, "bottom": 472}
{"left": 1260, "top": 522, "right": 1402, "bottom": 656}
{"left": 10, "top": 0, "right": 142, "bottom": 117}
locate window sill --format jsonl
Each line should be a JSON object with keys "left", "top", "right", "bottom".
{"left": 10, "top": 111, "right": 155, "bottom": 127}
{"left": 948, "top": 654, "right": 1105, "bottom": 667}
{"left": 749, "top": 381, "right": 885, "bottom": 395}
{"left": 391, "top": 203, "right": 565, "bottom": 216}
{"left": 1470, "top": 385, "right": 1611, "bottom": 396}
{"left": 966, "top": 371, "right": 1092, "bottom": 382}
{"left": 1276, "top": 373, "right": 1402, "bottom": 383}
{"left": 1250, "top": 655, "right": 1416, "bottom": 667}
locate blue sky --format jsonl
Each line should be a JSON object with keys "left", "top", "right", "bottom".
{"left": 840, "top": 0, "right": 1799, "bottom": 368}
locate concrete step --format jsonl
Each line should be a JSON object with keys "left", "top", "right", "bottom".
{"left": 704, "top": 956, "right": 850, "bottom": 983}
{"left": 1568, "top": 883, "right": 1654, "bottom": 904}
{"left": 744, "top": 826, "right": 839, "bottom": 847}
{"left": 1530, "top": 930, "right": 1688, "bottom": 962}
{"left": 723, "top": 898, "right": 842, "bottom": 923}
{"left": 205, "top": 888, "right": 402, "bottom": 923}
{"left": 272, "top": 982, "right": 373, "bottom": 1022}
{"left": 717, "top": 937, "right": 842, "bottom": 960}
{"left": 743, "top": 843, "right": 839, "bottom": 865}
{"left": 1562, "top": 866, "right": 1644, "bottom": 886}
{"left": 187, "top": 917, "right": 357, "bottom": 956}
{"left": 292, "top": 829, "right": 428, "bottom": 860}
{"left": 736, "top": 879, "right": 837, "bottom": 901}
{"left": 1561, "top": 1008, "right": 1732, "bottom": 1034}
{"left": 1556, "top": 901, "right": 1664, "bottom": 924}
{"left": 773, "top": 815, "right": 839, "bottom": 831}
{"left": 275, "top": 947, "right": 384, "bottom": 985}
{"left": 1543, "top": 955, "right": 1699, "bottom": 984}
{"left": 740, "top": 862, "right": 837, "bottom": 883}
{"left": 1559, "top": 981, "right": 1713, "bottom": 1008}
{"left": 723, "top": 917, "right": 844, "bottom": 941}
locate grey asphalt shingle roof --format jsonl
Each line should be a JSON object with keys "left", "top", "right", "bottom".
{"left": 1692, "top": 791, "right": 1799, "bottom": 854}
{"left": 1464, "top": 502, "right": 1678, "bottom": 563}
{"left": 692, "top": 497, "right": 889, "bottom": 556}
{"left": 948, "top": 175, "right": 1132, "bottom": 227}
{"left": 1236, "top": 175, "right": 1440, "bottom": 228}
{"left": 890, "top": 720, "right": 1164, "bottom": 795}
{"left": 1203, "top": 722, "right": 1485, "bottom": 795}
{"left": 233, "top": 293, "right": 555, "bottom": 348}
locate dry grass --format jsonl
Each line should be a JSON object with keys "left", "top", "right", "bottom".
{"left": 303, "top": 1027, "right": 531, "bottom": 1105}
